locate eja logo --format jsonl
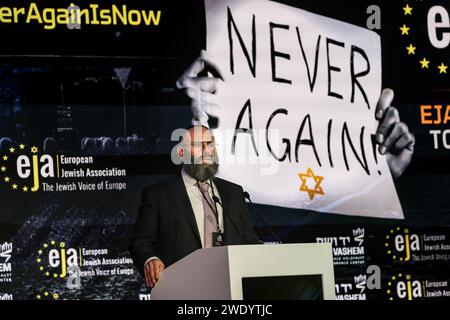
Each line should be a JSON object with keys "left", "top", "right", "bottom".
{"left": 387, "top": 274, "right": 423, "bottom": 300}
{"left": 385, "top": 227, "right": 420, "bottom": 262}
{"left": 398, "top": 0, "right": 449, "bottom": 76}
{"left": 1, "top": 144, "right": 57, "bottom": 192}
{"left": 37, "top": 241, "right": 81, "bottom": 279}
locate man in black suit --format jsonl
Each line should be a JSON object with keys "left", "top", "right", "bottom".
{"left": 129, "top": 125, "right": 260, "bottom": 288}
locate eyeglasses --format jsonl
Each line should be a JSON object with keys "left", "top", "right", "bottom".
{"left": 190, "top": 141, "right": 217, "bottom": 150}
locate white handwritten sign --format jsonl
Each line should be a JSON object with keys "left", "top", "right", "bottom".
{"left": 205, "top": 0, "right": 403, "bottom": 218}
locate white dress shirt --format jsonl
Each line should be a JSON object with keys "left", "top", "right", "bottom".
{"left": 144, "top": 168, "right": 224, "bottom": 267}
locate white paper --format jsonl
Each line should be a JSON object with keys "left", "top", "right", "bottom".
{"left": 205, "top": 0, "right": 404, "bottom": 219}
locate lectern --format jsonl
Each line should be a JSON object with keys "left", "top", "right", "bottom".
{"left": 151, "top": 243, "right": 335, "bottom": 300}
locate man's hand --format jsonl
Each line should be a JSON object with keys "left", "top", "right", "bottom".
{"left": 144, "top": 258, "right": 165, "bottom": 288}
{"left": 176, "top": 49, "right": 224, "bottom": 127}
{"left": 375, "top": 88, "right": 415, "bottom": 178}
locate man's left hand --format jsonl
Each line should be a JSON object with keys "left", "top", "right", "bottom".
{"left": 375, "top": 88, "right": 415, "bottom": 178}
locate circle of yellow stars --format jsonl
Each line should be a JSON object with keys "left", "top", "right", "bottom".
{"left": 385, "top": 227, "right": 409, "bottom": 261}
{"left": 1, "top": 144, "right": 38, "bottom": 192}
{"left": 37, "top": 240, "right": 65, "bottom": 279}
{"left": 36, "top": 291, "right": 59, "bottom": 300}
{"left": 400, "top": 1, "right": 448, "bottom": 75}
{"left": 386, "top": 273, "right": 411, "bottom": 300}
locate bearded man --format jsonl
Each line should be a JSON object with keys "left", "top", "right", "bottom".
{"left": 129, "top": 125, "right": 260, "bottom": 288}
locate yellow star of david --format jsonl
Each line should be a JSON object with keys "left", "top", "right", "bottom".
{"left": 298, "top": 167, "right": 325, "bottom": 200}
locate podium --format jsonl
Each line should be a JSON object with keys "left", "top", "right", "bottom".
{"left": 151, "top": 243, "right": 335, "bottom": 300}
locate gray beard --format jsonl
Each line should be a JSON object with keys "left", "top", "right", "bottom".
{"left": 183, "top": 162, "right": 219, "bottom": 182}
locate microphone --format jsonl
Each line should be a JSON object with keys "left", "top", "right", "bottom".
{"left": 211, "top": 195, "right": 246, "bottom": 244}
{"left": 243, "top": 192, "right": 282, "bottom": 244}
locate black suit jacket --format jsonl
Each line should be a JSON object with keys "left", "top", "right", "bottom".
{"left": 129, "top": 174, "right": 261, "bottom": 277}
